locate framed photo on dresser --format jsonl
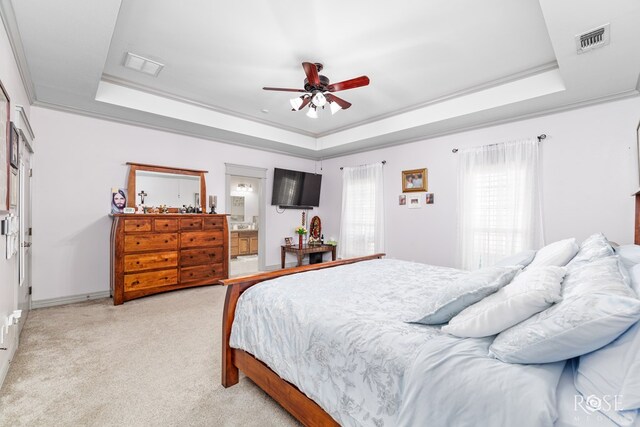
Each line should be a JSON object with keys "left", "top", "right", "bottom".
{"left": 0, "top": 79, "right": 9, "bottom": 213}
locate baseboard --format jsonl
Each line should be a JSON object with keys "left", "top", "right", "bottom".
{"left": 32, "top": 291, "right": 111, "bottom": 309}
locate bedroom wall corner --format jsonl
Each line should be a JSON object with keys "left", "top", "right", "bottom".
{"left": 0, "top": 11, "right": 33, "bottom": 388}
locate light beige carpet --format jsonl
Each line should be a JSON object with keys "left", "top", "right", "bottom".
{"left": 0, "top": 286, "right": 299, "bottom": 426}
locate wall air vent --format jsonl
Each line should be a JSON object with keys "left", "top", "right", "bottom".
{"left": 576, "top": 24, "right": 610, "bottom": 54}
{"left": 123, "top": 52, "right": 164, "bottom": 77}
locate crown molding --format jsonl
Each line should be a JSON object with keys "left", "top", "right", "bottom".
{"left": 314, "top": 61, "right": 561, "bottom": 138}
{"left": 101, "top": 74, "right": 317, "bottom": 138}
{"left": 316, "top": 89, "right": 640, "bottom": 160}
{"left": 32, "top": 99, "right": 319, "bottom": 160}
{"left": 0, "top": 0, "right": 36, "bottom": 104}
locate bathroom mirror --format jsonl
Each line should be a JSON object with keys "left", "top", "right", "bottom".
{"left": 127, "top": 163, "right": 207, "bottom": 211}
{"left": 230, "top": 196, "right": 245, "bottom": 222}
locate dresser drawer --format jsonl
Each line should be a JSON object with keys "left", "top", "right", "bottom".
{"left": 124, "top": 269, "right": 178, "bottom": 291}
{"left": 203, "top": 216, "right": 224, "bottom": 230}
{"left": 124, "top": 233, "right": 178, "bottom": 252}
{"left": 180, "top": 218, "right": 202, "bottom": 230}
{"left": 180, "top": 264, "right": 224, "bottom": 284}
{"left": 124, "top": 251, "right": 178, "bottom": 273}
{"left": 181, "top": 231, "right": 223, "bottom": 248}
{"left": 180, "top": 247, "right": 224, "bottom": 267}
{"left": 154, "top": 219, "right": 178, "bottom": 232}
{"left": 124, "top": 219, "right": 152, "bottom": 232}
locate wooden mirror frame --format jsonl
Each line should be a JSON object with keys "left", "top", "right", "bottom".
{"left": 126, "top": 162, "right": 208, "bottom": 212}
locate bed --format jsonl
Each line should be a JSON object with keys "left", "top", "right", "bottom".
{"left": 221, "top": 248, "right": 639, "bottom": 425}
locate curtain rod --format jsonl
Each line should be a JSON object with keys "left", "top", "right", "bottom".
{"left": 451, "top": 134, "right": 547, "bottom": 153}
{"left": 340, "top": 160, "right": 386, "bottom": 170}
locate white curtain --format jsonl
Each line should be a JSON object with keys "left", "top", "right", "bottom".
{"left": 458, "top": 139, "right": 542, "bottom": 270}
{"left": 338, "top": 163, "right": 385, "bottom": 258}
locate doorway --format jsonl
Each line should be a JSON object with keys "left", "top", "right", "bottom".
{"left": 225, "top": 164, "right": 267, "bottom": 277}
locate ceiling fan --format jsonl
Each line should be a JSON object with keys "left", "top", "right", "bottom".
{"left": 263, "top": 62, "right": 370, "bottom": 118}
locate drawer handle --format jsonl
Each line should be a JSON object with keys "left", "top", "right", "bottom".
{"left": 133, "top": 280, "right": 139, "bottom": 285}
{"left": 136, "top": 242, "right": 140, "bottom": 245}
{"left": 165, "top": 240, "right": 169, "bottom": 243}
{"left": 164, "top": 277, "right": 168, "bottom": 280}
{"left": 136, "top": 261, "right": 140, "bottom": 264}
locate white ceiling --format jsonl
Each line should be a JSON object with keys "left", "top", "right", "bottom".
{"left": 3, "top": 0, "right": 640, "bottom": 158}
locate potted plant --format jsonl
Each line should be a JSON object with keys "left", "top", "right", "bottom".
{"left": 295, "top": 226, "right": 307, "bottom": 247}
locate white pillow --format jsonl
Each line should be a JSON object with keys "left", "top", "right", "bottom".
{"left": 490, "top": 257, "right": 640, "bottom": 364}
{"left": 526, "top": 238, "right": 579, "bottom": 269}
{"left": 442, "top": 266, "right": 565, "bottom": 338}
{"left": 410, "top": 266, "right": 521, "bottom": 325}
{"left": 615, "top": 244, "right": 640, "bottom": 273}
{"left": 567, "top": 233, "right": 614, "bottom": 269}
{"left": 493, "top": 249, "right": 537, "bottom": 268}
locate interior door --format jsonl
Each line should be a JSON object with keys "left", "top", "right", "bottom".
{"left": 17, "top": 136, "right": 32, "bottom": 332}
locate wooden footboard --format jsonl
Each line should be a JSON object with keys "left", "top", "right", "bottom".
{"left": 219, "top": 253, "right": 384, "bottom": 426}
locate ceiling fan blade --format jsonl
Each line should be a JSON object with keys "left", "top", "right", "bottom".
{"left": 327, "top": 76, "right": 370, "bottom": 92}
{"left": 263, "top": 87, "right": 307, "bottom": 92}
{"left": 325, "top": 93, "right": 351, "bottom": 110}
{"left": 297, "top": 97, "right": 312, "bottom": 110}
{"left": 302, "top": 62, "right": 320, "bottom": 86}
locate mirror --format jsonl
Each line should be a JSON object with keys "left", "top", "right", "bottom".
{"left": 230, "top": 196, "right": 245, "bottom": 222}
{"left": 127, "top": 163, "right": 207, "bottom": 211}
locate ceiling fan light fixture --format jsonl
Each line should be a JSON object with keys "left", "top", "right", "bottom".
{"left": 312, "top": 91, "right": 327, "bottom": 107}
{"left": 306, "top": 106, "right": 318, "bottom": 119}
{"left": 290, "top": 97, "right": 303, "bottom": 110}
{"left": 330, "top": 101, "right": 342, "bottom": 115}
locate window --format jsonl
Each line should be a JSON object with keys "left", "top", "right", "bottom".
{"left": 458, "top": 140, "right": 542, "bottom": 269}
{"left": 338, "top": 163, "right": 384, "bottom": 258}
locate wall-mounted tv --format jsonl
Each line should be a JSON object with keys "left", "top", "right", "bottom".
{"left": 271, "top": 168, "right": 322, "bottom": 209}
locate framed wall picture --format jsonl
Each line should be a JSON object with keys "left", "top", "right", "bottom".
{"left": 425, "top": 193, "right": 434, "bottom": 204}
{"left": 9, "top": 167, "right": 17, "bottom": 209}
{"left": 9, "top": 122, "right": 18, "bottom": 169}
{"left": 402, "top": 168, "right": 428, "bottom": 192}
{"left": 0, "top": 79, "right": 9, "bottom": 213}
{"left": 408, "top": 195, "right": 421, "bottom": 209}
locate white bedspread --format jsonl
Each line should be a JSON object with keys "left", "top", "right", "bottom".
{"left": 230, "top": 259, "right": 565, "bottom": 426}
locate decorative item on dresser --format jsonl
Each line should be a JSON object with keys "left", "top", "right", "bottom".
{"left": 110, "top": 214, "right": 229, "bottom": 305}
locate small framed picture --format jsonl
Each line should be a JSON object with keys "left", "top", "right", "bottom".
{"left": 399, "top": 195, "right": 406, "bottom": 205}
{"left": 408, "top": 195, "right": 421, "bottom": 209}
{"left": 9, "top": 121, "right": 18, "bottom": 169}
{"left": 402, "top": 168, "right": 427, "bottom": 192}
{"left": 111, "top": 188, "right": 127, "bottom": 214}
{"left": 9, "top": 167, "right": 17, "bottom": 209}
{"left": 425, "top": 193, "right": 434, "bottom": 204}
{"left": 284, "top": 237, "right": 293, "bottom": 246}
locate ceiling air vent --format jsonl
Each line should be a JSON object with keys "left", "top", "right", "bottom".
{"left": 123, "top": 52, "right": 164, "bottom": 77}
{"left": 576, "top": 24, "right": 610, "bottom": 54}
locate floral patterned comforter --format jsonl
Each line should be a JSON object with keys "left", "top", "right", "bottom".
{"left": 230, "top": 259, "right": 565, "bottom": 426}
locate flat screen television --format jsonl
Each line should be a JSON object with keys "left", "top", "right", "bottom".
{"left": 271, "top": 168, "right": 322, "bottom": 208}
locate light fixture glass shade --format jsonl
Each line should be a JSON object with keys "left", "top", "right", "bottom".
{"left": 312, "top": 92, "right": 327, "bottom": 107}
{"left": 306, "top": 106, "right": 318, "bottom": 119}
{"left": 330, "top": 101, "right": 342, "bottom": 115}
{"left": 290, "top": 97, "right": 303, "bottom": 110}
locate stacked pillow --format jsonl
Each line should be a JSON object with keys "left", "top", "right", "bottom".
{"left": 432, "top": 233, "right": 640, "bottom": 423}
{"left": 442, "top": 266, "right": 565, "bottom": 338}
{"left": 489, "top": 256, "right": 640, "bottom": 363}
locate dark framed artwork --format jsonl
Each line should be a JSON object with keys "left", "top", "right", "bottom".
{"left": 9, "top": 121, "right": 18, "bottom": 169}
{"left": 9, "top": 167, "right": 17, "bottom": 209}
{"left": 402, "top": 168, "right": 428, "bottom": 192}
{"left": 0, "top": 79, "right": 9, "bottom": 212}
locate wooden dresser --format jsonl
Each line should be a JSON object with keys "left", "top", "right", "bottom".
{"left": 110, "top": 214, "right": 229, "bottom": 305}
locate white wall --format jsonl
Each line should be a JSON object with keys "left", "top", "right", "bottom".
{"left": 318, "top": 96, "right": 640, "bottom": 268}
{"left": 0, "top": 18, "right": 32, "bottom": 385}
{"left": 30, "top": 107, "right": 315, "bottom": 302}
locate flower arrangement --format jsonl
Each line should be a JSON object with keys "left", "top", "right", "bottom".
{"left": 295, "top": 226, "right": 307, "bottom": 235}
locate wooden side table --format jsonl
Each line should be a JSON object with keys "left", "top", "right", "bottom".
{"left": 281, "top": 244, "right": 337, "bottom": 268}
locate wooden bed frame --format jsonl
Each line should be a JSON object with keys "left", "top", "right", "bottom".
{"left": 220, "top": 253, "right": 385, "bottom": 427}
